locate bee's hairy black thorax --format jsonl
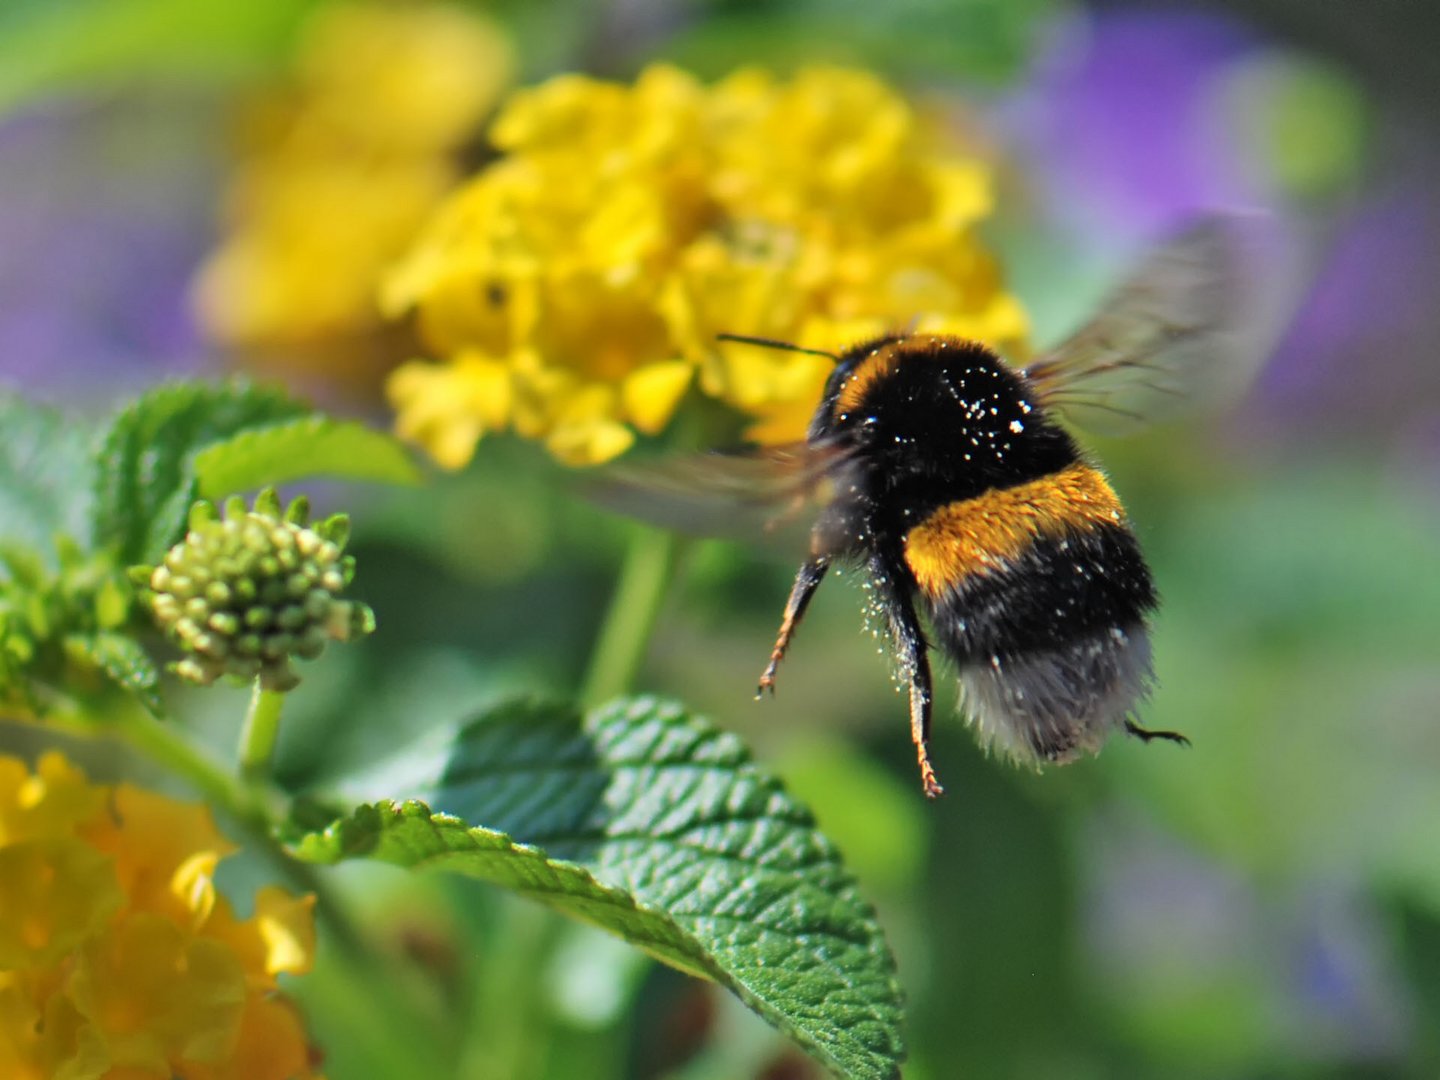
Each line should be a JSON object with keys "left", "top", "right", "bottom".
{"left": 811, "top": 335, "right": 1081, "bottom": 533}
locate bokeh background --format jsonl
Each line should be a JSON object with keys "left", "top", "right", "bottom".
{"left": 2, "top": 0, "right": 1438, "bottom": 1077}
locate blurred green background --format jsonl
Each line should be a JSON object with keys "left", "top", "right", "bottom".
{"left": 2, "top": 0, "right": 1438, "bottom": 1077}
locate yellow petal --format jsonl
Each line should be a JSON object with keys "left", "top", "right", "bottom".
{"left": 0, "top": 839, "right": 122, "bottom": 971}
{"left": 0, "top": 984, "right": 47, "bottom": 1080}
{"left": 0, "top": 983, "right": 109, "bottom": 1080}
{"left": 200, "top": 885, "right": 316, "bottom": 990}
{"left": 170, "top": 852, "right": 221, "bottom": 930}
{"left": 546, "top": 418, "right": 635, "bottom": 466}
{"left": 0, "top": 752, "right": 107, "bottom": 845}
{"left": 182, "top": 992, "right": 320, "bottom": 1080}
{"left": 84, "top": 786, "right": 236, "bottom": 924}
{"left": 920, "top": 293, "right": 1031, "bottom": 357}
{"left": 70, "top": 916, "right": 246, "bottom": 1072}
{"left": 297, "top": 3, "right": 513, "bottom": 152}
{"left": 373, "top": 61, "right": 1023, "bottom": 456}
{"left": 0, "top": 755, "right": 321, "bottom": 1080}
{"left": 929, "top": 160, "right": 993, "bottom": 226}
{"left": 621, "top": 360, "right": 693, "bottom": 434}
{"left": 253, "top": 888, "right": 317, "bottom": 978}
{"left": 388, "top": 355, "right": 512, "bottom": 469}
{"left": 510, "top": 364, "right": 576, "bottom": 438}
{"left": 454, "top": 352, "right": 514, "bottom": 429}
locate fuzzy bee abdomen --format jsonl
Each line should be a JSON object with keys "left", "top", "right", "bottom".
{"left": 902, "top": 464, "right": 1159, "bottom": 763}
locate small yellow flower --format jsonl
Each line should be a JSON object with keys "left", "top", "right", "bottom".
{"left": 185, "top": 992, "right": 319, "bottom": 1080}
{"left": 193, "top": 1, "right": 513, "bottom": 360}
{"left": 0, "top": 838, "right": 122, "bottom": 971}
{"left": 0, "top": 753, "right": 321, "bottom": 1080}
{"left": 386, "top": 63, "right": 1028, "bottom": 466}
{"left": 68, "top": 914, "right": 246, "bottom": 1073}
{"left": 0, "top": 753, "right": 107, "bottom": 844}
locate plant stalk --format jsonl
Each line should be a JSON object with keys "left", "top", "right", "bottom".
{"left": 580, "top": 526, "right": 684, "bottom": 707}
{"left": 239, "top": 681, "right": 286, "bottom": 781}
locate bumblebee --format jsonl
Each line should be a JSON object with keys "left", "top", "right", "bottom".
{"left": 755, "top": 331, "right": 1184, "bottom": 798}
{"left": 615, "top": 216, "right": 1270, "bottom": 797}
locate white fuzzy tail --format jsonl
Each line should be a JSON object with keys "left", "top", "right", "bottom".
{"left": 958, "top": 624, "right": 1154, "bottom": 764}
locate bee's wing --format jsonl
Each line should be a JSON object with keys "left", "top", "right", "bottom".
{"left": 1023, "top": 214, "right": 1294, "bottom": 434}
{"left": 586, "top": 439, "right": 855, "bottom": 545}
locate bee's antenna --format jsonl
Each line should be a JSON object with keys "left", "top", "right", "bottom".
{"left": 716, "top": 333, "right": 840, "bottom": 362}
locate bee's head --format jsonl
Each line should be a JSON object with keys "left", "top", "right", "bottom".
{"left": 817, "top": 335, "right": 1079, "bottom": 494}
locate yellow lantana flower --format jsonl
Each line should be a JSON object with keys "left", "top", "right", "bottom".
{"left": 0, "top": 753, "right": 320, "bottom": 1080}
{"left": 193, "top": 1, "right": 513, "bottom": 367}
{"left": 385, "top": 64, "right": 1028, "bottom": 466}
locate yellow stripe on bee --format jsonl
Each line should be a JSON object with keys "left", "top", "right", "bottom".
{"left": 833, "top": 335, "right": 954, "bottom": 418}
{"left": 903, "top": 464, "right": 1127, "bottom": 596}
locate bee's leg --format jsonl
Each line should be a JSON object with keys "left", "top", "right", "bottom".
{"left": 882, "top": 574, "right": 944, "bottom": 799}
{"left": 1124, "top": 719, "right": 1191, "bottom": 747}
{"left": 757, "top": 557, "right": 830, "bottom": 696}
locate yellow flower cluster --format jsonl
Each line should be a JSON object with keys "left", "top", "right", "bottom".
{"left": 0, "top": 753, "right": 319, "bottom": 1080}
{"left": 386, "top": 64, "right": 1028, "bottom": 466}
{"left": 193, "top": 1, "right": 512, "bottom": 360}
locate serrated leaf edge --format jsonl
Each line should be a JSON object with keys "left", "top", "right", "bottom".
{"left": 291, "top": 796, "right": 901, "bottom": 1079}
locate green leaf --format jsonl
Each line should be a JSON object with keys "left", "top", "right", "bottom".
{"left": 0, "top": 393, "right": 93, "bottom": 555}
{"left": 66, "top": 631, "right": 163, "bottom": 716}
{"left": 0, "top": 543, "right": 47, "bottom": 590}
{"left": 0, "top": 0, "right": 311, "bottom": 113}
{"left": 192, "top": 416, "right": 420, "bottom": 499}
{"left": 291, "top": 697, "right": 905, "bottom": 1080}
{"left": 666, "top": 0, "right": 1055, "bottom": 84}
{"left": 1108, "top": 466, "right": 1440, "bottom": 907}
{"left": 90, "top": 382, "right": 311, "bottom": 565}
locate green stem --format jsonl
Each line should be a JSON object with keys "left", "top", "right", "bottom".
{"left": 238, "top": 682, "right": 285, "bottom": 782}
{"left": 115, "top": 705, "right": 265, "bottom": 830}
{"left": 580, "top": 526, "right": 684, "bottom": 707}
{"left": 458, "top": 898, "right": 560, "bottom": 1080}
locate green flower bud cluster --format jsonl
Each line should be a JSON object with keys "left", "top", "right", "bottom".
{"left": 140, "top": 489, "right": 373, "bottom": 692}
{"left": 1, "top": 536, "right": 134, "bottom": 714}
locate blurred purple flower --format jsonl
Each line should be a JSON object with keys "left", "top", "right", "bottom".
{"left": 996, "top": 7, "right": 1439, "bottom": 454}
{"left": 1252, "top": 173, "right": 1440, "bottom": 432}
{"left": 1000, "top": 9, "right": 1262, "bottom": 239}
{"left": 1081, "top": 808, "right": 1410, "bottom": 1065}
{"left": 0, "top": 96, "right": 218, "bottom": 404}
{"left": 1281, "top": 889, "right": 1410, "bottom": 1062}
